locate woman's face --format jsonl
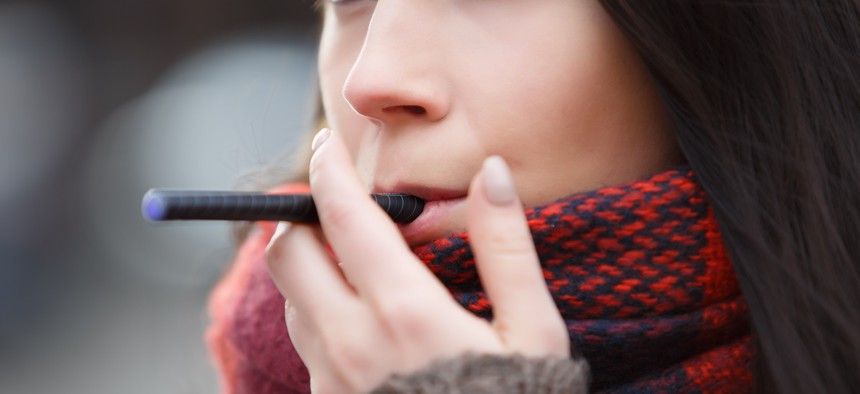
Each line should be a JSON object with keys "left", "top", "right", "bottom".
{"left": 317, "top": 0, "right": 683, "bottom": 245}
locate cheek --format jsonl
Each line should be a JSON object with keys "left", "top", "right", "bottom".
{"left": 318, "top": 38, "right": 355, "bottom": 128}
{"left": 464, "top": 28, "right": 610, "bottom": 158}
{"left": 459, "top": 6, "right": 672, "bottom": 205}
{"left": 454, "top": 8, "right": 602, "bottom": 138}
{"left": 318, "top": 23, "right": 372, "bottom": 158}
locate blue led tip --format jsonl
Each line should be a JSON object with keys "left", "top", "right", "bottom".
{"left": 142, "top": 191, "right": 166, "bottom": 221}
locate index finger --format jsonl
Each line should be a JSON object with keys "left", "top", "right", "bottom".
{"left": 308, "top": 129, "right": 448, "bottom": 299}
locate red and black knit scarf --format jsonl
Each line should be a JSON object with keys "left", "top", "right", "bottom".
{"left": 209, "top": 166, "right": 752, "bottom": 393}
{"left": 413, "top": 166, "right": 752, "bottom": 393}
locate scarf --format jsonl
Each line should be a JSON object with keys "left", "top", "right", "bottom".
{"left": 206, "top": 166, "right": 752, "bottom": 394}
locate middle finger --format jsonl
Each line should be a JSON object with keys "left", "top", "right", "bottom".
{"left": 266, "top": 223, "right": 358, "bottom": 324}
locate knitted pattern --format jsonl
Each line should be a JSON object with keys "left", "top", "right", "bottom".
{"left": 413, "top": 166, "right": 751, "bottom": 393}
{"left": 205, "top": 166, "right": 751, "bottom": 393}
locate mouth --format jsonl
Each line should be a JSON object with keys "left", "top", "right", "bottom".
{"left": 373, "top": 184, "right": 468, "bottom": 245}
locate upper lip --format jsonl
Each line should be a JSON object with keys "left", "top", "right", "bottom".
{"left": 372, "top": 183, "right": 467, "bottom": 202}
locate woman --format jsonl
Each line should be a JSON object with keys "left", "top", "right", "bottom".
{"left": 207, "top": 1, "right": 860, "bottom": 392}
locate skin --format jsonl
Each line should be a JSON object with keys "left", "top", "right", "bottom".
{"left": 318, "top": 0, "right": 682, "bottom": 245}
{"left": 267, "top": 0, "right": 681, "bottom": 392}
{"left": 268, "top": 137, "right": 568, "bottom": 393}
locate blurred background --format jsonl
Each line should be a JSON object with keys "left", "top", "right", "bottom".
{"left": 0, "top": 0, "right": 319, "bottom": 392}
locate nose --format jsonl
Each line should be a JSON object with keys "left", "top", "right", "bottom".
{"left": 342, "top": 2, "right": 450, "bottom": 125}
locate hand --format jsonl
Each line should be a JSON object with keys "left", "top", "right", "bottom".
{"left": 266, "top": 129, "right": 569, "bottom": 394}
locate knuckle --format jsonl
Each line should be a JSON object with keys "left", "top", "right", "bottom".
{"left": 502, "top": 316, "right": 570, "bottom": 357}
{"left": 484, "top": 227, "right": 536, "bottom": 258}
{"left": 321, "top": 332, "right": 378, "bottom": 391}
{"left": 328, "top": 339, "right": 368, "bottom": 371}
{"left": 374, "top": 296, "right": 433, "bottom": 337}
{"left": 313, "top": 375, "right": 351, "bottom": 394}
{"left": 537, "top": 316, "right": 570, "bottom": 355}
{"left": 376, "top": 298, "right": 421, "bottom": 323}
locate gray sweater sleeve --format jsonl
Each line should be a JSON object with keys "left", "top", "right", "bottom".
{"left": 370, "top": 353, "right": 590, "bottom": 394}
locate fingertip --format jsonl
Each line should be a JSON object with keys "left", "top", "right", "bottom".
{"left": 311, "top": 128, "right": 332, "bottom": 152}
{"left": 312, "top": 128, "right": 350, "bottom": 164}
{"left": 266, "top": 222, "right": 292, "bottom": 254}
{"left": 308, "top": 128, "right": 361, "bottom": 194}
{"left": 467, "top": 156, "right": 522, "bottom": 226}
{"left": 481, "top": 156, "right": 518, "bottom": 207}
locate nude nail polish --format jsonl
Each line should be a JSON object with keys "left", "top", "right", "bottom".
{"left": 482, "top": 156, "right": 517, "bottom": 206}
{"left": 311, "top": 128, "right": 331, "bottom": 151}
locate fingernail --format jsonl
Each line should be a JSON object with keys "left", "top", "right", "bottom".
{"left": 311, "top": 128, "right": 331, "bottom": 151}
{"left": 482, "top": 156, "right": 517, "bottom": 206}
{"left": 266, "top": 222, "right": 292, "bottom": 252}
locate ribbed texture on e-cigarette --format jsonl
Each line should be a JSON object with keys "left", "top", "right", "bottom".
{"left": 370, "top": 194, "right": 426, "bottom": 224}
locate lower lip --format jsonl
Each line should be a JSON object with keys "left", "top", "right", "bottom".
{"left": 398, "top": 197, "right": 466, "bottom": 244}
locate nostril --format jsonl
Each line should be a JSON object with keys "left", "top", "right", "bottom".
{"left": 404, "top": 106, "right": 427, "bottom": 115}
{"left": 383, "top": 105, "right": 427, "bottom": 116}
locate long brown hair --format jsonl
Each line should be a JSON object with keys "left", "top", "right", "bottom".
{"left": 597, "top": 1, "right": 860, "bottom": 392}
